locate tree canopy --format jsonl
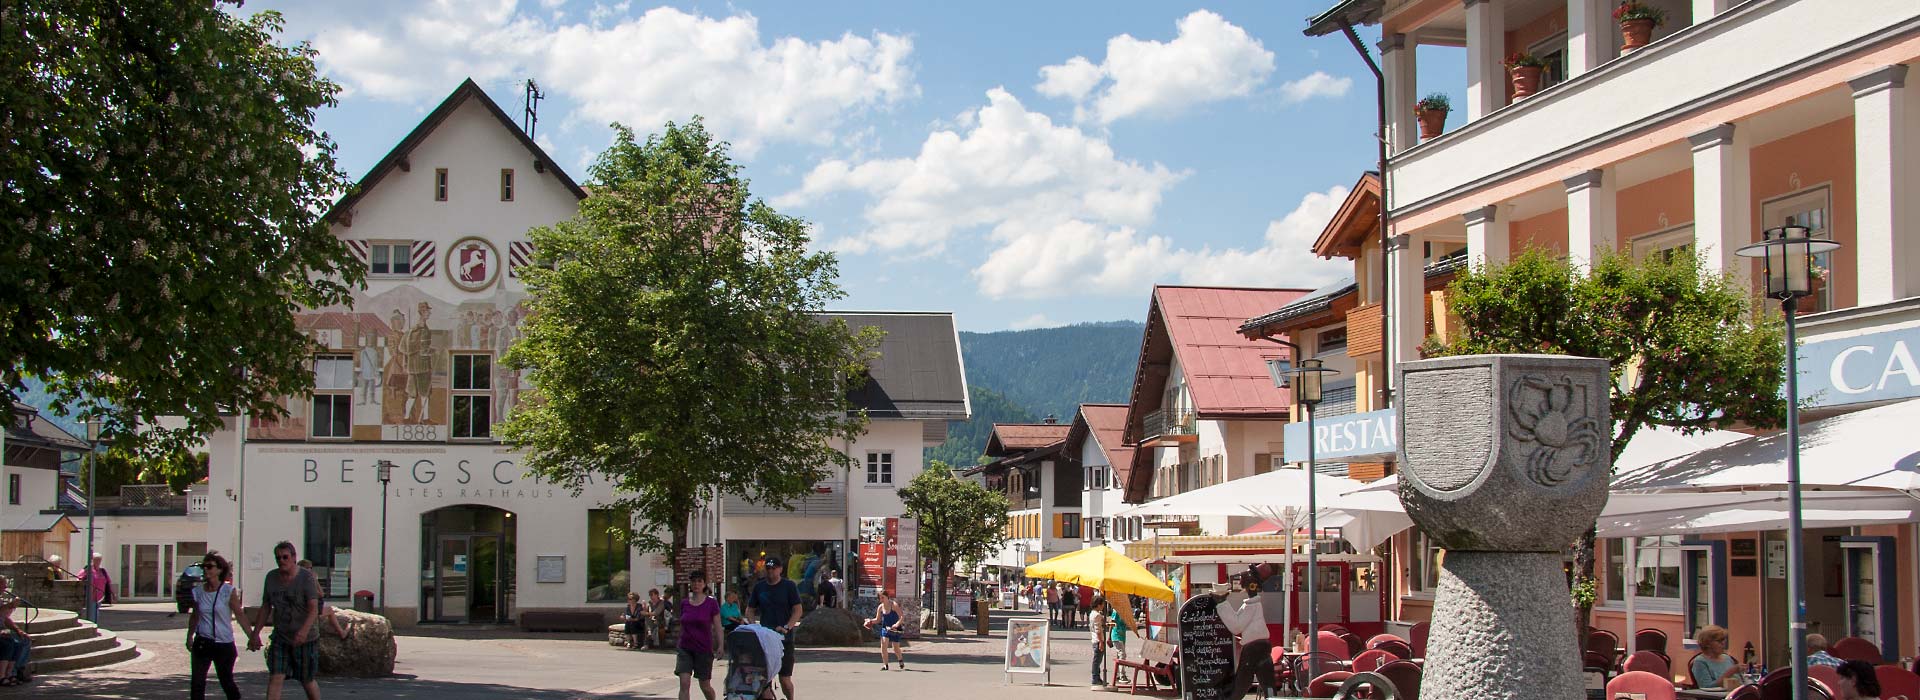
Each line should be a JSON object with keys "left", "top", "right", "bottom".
{"left": 1, "top": 2, "right": 360, "bottom": 455}
{"left": 500, "top": 119, "right": 879, "bottom": 552}
{"left": 898, "top": 460, "right": 1011, "bottom": 634}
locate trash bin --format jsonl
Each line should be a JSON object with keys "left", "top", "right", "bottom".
{"left": 354, "top": 590, "right": 375, "bottom": 613}
{"left": 975, "top": 599, "right": 991, "bottom": 635}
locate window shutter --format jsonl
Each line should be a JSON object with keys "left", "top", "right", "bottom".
{"left": 507, "top": 241, "right": 534, "bottom": 278}
{"left": 412, "top": 241, "right": 437, "bottom": 277}
{"left": 343, "top": 240, "right": 370, "bottom": 264}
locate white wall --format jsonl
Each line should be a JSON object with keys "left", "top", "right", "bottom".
{"left": 78, "top": 515, "right": 208, "bottom": 600}
{"left": 3, "top": 463, "right": 58, "bottom": 513}
{"left": 1077, "top": 431, "right": 1130, "bottom": 553}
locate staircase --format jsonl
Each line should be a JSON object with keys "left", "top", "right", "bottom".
{"left": 11, "top": 608, "right": 140, "bottom": 673}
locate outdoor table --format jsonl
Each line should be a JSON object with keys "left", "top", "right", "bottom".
{"left": 1675, "top": 687, "right": 1733, "bottom": 698}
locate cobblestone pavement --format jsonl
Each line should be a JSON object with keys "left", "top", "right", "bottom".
{"left": 20, "top": 606, "right": 1124, "bottom": 699}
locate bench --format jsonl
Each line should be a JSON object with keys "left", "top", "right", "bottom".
{"left": 1115, "top": 639, "right": 1178, "bottom": 695}
{"left": 519, "top": 611, "right": 606, "bottom": 633}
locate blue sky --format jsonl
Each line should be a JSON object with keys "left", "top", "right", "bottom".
{"left": 252, "top": 1, "right": 1463, "bottom": 331}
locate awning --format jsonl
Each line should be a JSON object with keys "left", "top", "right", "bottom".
{"left": 1116, "top": 468, "right": 1411, "bottom": 551}
{"left": 1614, "top": 399, "right": 1920, "bottom": 491}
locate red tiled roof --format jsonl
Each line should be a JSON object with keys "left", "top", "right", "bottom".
{"left": 986, "top": 423, "right": 1071, "bottom": 455}
{"left": 1066, "top": 404, "right": 1136, "bottom": 484}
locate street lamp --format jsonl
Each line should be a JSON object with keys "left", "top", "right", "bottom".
{"left": 375, "top": 459, "right": 395, "bottom": 616}
{"left": 1735, "top": 224, "right": 1839, "bottom": 700}
{"left": 84, "top": 419, "right": 101, "bottom": 623}
{"left": 1277, "top": 357, "right": 1338, "bottom": 665}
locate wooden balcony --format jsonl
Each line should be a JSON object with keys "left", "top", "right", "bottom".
{"left": 1138, "top": 408, "right": 1197, "bottom": 446}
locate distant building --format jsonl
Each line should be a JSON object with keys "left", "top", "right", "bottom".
{"left": 967, "top": 420, "right": 1076, "bottom": 581}
{"left": 2, "top": 402, "right": 87, "bottom": 562}
{"left": 1064, "top": 404, "right": 1138, "bottom": 552}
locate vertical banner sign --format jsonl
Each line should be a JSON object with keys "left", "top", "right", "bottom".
{"left": 883, "top": 518, "right": 901, "bottom": 596}
{"left": 1178, "top": 595, "right": 1236, "bottom": 700}
{"left": 856, "top": 517, "right": 889, "bottom": 621}
{"left": 895, "top": 518, "right": 921, "bottom": 637}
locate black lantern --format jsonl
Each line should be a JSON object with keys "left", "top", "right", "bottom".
{"left": 1292, "top": 358, "right": 1329, "bottom": 406}
{"left": 1736, "top": 225, "right": 1838, "bottom": 300}
{"left": 375, "top": 460, "right": 395, "bottom": 485}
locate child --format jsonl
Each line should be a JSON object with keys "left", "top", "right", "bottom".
{"left": 296, "top": 560, "right": 352, "bottom": 639}
{"left": 1089, "top": 595, "right": 1111, "bottom": 689}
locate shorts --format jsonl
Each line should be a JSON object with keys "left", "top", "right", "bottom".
{"left": 266, "top": 639, "right": 319, "bottom": 683}
{"left": 778, "top": 633, "right": 795, "bottom": 677}
{"left": 676, "top": 648, "right": 714, "bottom": 680}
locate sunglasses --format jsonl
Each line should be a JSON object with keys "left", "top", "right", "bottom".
{"left": 276, "top": 554, "right": 294, "bottom": 562}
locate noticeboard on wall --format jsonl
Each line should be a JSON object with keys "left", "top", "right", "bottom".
{"left": 536, "top": 555, "right": 565, "bottom": 583}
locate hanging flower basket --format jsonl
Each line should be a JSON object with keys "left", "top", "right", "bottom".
{"left": 1615, "top": 2, "right": 1668, "bottom": 52}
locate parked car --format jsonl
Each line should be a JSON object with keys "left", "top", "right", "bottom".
{"left": 175, "top": 563, "right": 204, "bottom": 613}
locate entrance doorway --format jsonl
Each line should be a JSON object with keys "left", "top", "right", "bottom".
{"left": 420, "top": 505, "right": 516, "bottom": 623}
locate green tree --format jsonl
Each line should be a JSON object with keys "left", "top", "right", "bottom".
{"left": 898, "top": 460, "right": 1011, "bottom": 635}
{"left": 1, "top": 2, "right": 360, "bottom": 455}
{"left": 1429, "top": 249, "right": 1786, "bottom": 627}
{"left": 500, "top": 119, "right": 880, "bottom": 553}
{"left": 81, "top": 447, "right": 209, "bottom": 497}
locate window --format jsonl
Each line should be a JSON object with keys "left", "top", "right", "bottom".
{"left": 1762, "top": 186, "right": 1835, "bottom": 312}
{"left": 1528, "top": 32, "right": 1569, "bottom": 92}
{"left": 586, "top": 509, "right": 632, "bottom": 603}
{"left": 303, "top": 507, "right": 352, "bottom": 599}
{"left": 1606, "top": 536, "right": 1684, "bottom": 603}
{"left": 435, "top": 168, "right": 449, "bottom": 201}
{"left": 1090, "top": 517, "right": 1107, "bottom": 542}
{"left": 500, "top": 169, "right": 515, "bottom": 201}
{"left": 369, "top": 242, "right": 413, "bottom": 276}
{"left": 1061, "top": 513, "right": 1081, "bottom": 539}
{"left": 1408, "top": 528, "right": 1445, "bottom": 593}
{"left": 6, "top": 474, "right": 18, "bottom": 505}
{"left": 1317, "top": 326, "right": 1349, "bottom": 355}
{"left": 1630, "top": 225, "right": 1696, "bottom": 264}
{"left": 451, "top": 354, "right": 493, "bottom": 439}
{"left": 311, "top": 355, "right": 354, "bottom": 438}
{"left": 866, "top": 451, "right": 893, "bottom": 485}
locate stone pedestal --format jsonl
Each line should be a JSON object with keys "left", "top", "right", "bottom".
{"left": 1397, "top": 354, "right": 1611, "bottom": 700}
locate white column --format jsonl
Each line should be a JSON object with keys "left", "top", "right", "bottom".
{"left": 1692, "top": 0, "right": 1734, "bottom": 23}
{"left": 1464, "top": 0, "right": 1506, "bottom": 120}
{"left": 1465, "top": 205, "right": 1510, "bottom": 267}
{"left": 1690, "top": 123, "right": 1751, "bottom": 286}
{"left": 1565, "top": 169, "right": 1618, "bottom": 271}
{"left": 1851, "top": 64, "right": 1917, "bottom": 305}
{"left": 1383, "top": 33, "right": 1419, "bottom": 153}
{"left": 1389, "top": 232, "right": 1427, "bottom": 374}
{"left": 1565, "top": 0, "right": 1613, "bottom": 77}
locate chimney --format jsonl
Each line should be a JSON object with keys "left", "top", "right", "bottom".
{"left": 1043, "top": 414, "right": 1058, "bottom": 425}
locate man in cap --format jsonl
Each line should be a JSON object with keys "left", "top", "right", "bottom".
{"left": 747, "top": 556, "right": 803, "bottom": 700}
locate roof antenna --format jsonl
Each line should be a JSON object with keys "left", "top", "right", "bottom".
{"left": 522, "top": 79, "right": 544, "bottom": 138}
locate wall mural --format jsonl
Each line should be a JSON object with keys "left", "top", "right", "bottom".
{"left": 250, "top": 282, "right": 529, "bottom": 442}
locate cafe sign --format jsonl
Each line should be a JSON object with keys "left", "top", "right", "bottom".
{"left": 1282, "top": 408, "right": 1398, "bottom": 463}
{"left": 1797, "top": 325, "right": 1920, "bottom": 408}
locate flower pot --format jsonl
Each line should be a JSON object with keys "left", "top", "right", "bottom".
{"left": 1620, "top": 18, "right": 1656, "bottom": 52}
{"left": 1510, "top": 66, "right": 1544, "bottom": 99}
{"left": 1416, "top": 108, "right": 1448, "bottom": 140}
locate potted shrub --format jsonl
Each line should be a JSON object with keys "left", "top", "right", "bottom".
{"left": 1415, "top": 93, "right": 1451, "bottom": 140}
{"left": 1614, "top": 1, "right": 1667, "bottom": 52}
{"left": 1505, "top": 51, "right": 1547, "bottom": 100}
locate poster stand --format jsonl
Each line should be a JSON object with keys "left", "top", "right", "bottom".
{"left": 1004, "top": 617, "right": 1051, "bottom": 686}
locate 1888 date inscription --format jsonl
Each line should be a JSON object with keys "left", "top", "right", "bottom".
{"left": 1179, "top": 594, "right": 1236, "bottom": 700}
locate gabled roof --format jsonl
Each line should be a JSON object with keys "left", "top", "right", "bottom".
{"left": 7, "top": 402, "right": 89, "bottom": 453}
{"left": 1239, "top": 277, "right": 1361, "bottom": 337}
{"left": 4, "top": 511, "right": 75, "bottom": 534}
{"left": 826, "top": 312, "right": 970, "bottom": 421}
{"left": 1065, "top": 404, "right": 1135, "bottom": 484}
{"left": 1311, "top": 172, "right": 1381, "bottom": 260}
{"left": 324, "top": 79, "right": 587, "bottom": 225}
{"left": 985, "top": 423, "right": 1071, "bottom": 456}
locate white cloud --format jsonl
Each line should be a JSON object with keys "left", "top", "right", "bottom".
{"left": 1009, "top": 313, "right": 1057, "bottom": 330}
{"left": 1033, "top": 10, "right": 1274, "bottom": 124}
{"left": 777, "top": 88, "right": 1186, "bottom": 256}
{"left": 1279, "top": 71, "right": 1353, "bottom": 103}
{"left": 306, "top": 2, "right": 916, "bottom": 155}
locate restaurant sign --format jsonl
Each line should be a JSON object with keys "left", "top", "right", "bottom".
{"left": 1797, "top": 325, "right": 1920, "bottom": 408}
{"left": 1282, "top": 408, "right": 1398, "bottom": 463}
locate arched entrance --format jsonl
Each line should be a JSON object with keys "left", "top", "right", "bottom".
{"left": 420, "top": 504, "right": 517, "bottom": 623}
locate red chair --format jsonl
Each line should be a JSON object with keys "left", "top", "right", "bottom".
{"left": 1808, "top": 665, "right": 1842, "bottom": 693}
{"left": 1317, "top": 631, "right": 1352, "bottom": 660}
{"left": 1727, "top": 685, "right": 1762, "bottom": 700}
{"left": 1759, "top": 668, "right": 1833, "bottom": 699}
{"left": 1289, "top": 652, "right": 1348, "bottom": 694}
{"left": 1367, "top": 633, "right": 1408, "bottom": 649}
{"left": 1607, "top": 670, "right": 1678, "bottom": 700}
{"left": 1307, "top": 671, "right": 1353, "bottom": 698}
{"left": 1635, "top": 628, "right": 1670, "bottom": 657}
{"left": 1587, "top": 628, "right": 1623, "bottom": 669}
{"left": 1337, "top": 631, "right": 1366, "bottom": 659}
{"left": 1374, "top": 659, "right": 1422, "bottom": 700}
{"left": 1834, "top": 636, "right": 1883, "bottom": 663}
{"left": 1409, "top": 622, "right": 1430, "bottom": 658}
{"left": 1373, "top": 639, "right": 1415, "bottom": 660}
{"left": 1623, "top": 650, "right": 1671, "bottom": 678}
{"left": 1352, "top": 648, "right": 1399, "bottom": 673}
{"left": 1874, "top": 665, "right": 1920, "bottom": 700}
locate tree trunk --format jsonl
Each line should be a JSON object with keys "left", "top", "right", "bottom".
{"left": 934, "top": 556, "right": 950, "bottom": 636}
{"left": 1573, "top": 525, "right": 1599, "bottom": 636}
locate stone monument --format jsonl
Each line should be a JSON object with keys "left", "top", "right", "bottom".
{"left": 1396, "top": 355, "right": 1610, "bottom": 700}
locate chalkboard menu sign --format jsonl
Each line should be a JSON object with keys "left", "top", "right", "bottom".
{"left": 1179, "top": 595, "right": 1236, "bottom": 700}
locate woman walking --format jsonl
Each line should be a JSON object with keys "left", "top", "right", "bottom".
{"left": 676, "top": 571, "right": 722, "bottom": 700}
{"left": 622, "top": 592, "right": 647, "bottom": 650}
{"left": 866, "top": 591, "right": 908, "bottom": 670}
{"left": 187, "top": 551, "right": 245, "bottom": 699}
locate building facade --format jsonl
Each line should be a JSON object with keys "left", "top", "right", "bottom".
{"left": 1067, "top": 404, "right": 1140, "bottom": 553}
{"left": 969, "top": 421, "right": 1078, "bottom": 578}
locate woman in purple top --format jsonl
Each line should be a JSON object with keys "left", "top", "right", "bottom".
{"left": 676, "top": 570, "right": 723, "bottom": 700}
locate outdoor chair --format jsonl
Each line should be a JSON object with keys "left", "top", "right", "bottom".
{"left": 1607, "top": 670, "right": 1678, "bottom": 700}
{"left": 1337, "top": 630, "right": 1367, "bottom": 660}
{"left": 1635, "top": 628, "right": 1670, "bottom": 657}
{"left": 1808, "top": 664, "right": 1842, "bottom": 692}
{"left": 1874, "top": 664, "right": 1920, "bottom": 700}
{"left": 1587, "top": 651, "right": 1622, "bottom": 681}
{"left": 1726, "top": 684, "right": 1762, "bottom": 700}
{"left": 1351, "top": 649, "right": 1398, "bottom": 673}
{"left": 1115, "top": 638, "right": 1178, "bottom": 695}
{"left": 1366, "top": 633, "right": 1407, "bottom": 649}
{"left": 1372, "top": 639, "right": 1415, "bottom": 661}
{"left": 1307, "top": 671, "right": 1354, "bottom": 698}
{"left": 1408, "top": 622, "right": 1430, "bottom": 658}
{"left": 1623, "top": 650, "right": 1671, "bottom": 678}
{"left": 1289, "top": 652, "right": 1349, "bottom": 693}
{"left": 1587, "top": 628, "right": 1623, "bottom": 669}
{"left": 1317, "top": 631, "right": 1352, "bottom": 660}
{"left": 1833, "top": 636, "right": 1883, "bottom": 663}
{"left": 1327, "top": 671, "right": 1405, "bottom": 700}
{"left": 1373, "top": 659, "right": 1421, "bottom": 700}
{"left": 1759, "top": 669, "right": 1833, "bottom": 700}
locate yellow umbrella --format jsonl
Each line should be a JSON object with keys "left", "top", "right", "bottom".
{"left": 1023, "top": 547, "right": 1175, "bottom": 601}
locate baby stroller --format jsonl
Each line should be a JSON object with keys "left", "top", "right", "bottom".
{"left": 724, "top": 626, "right": 777, "bottom": 700}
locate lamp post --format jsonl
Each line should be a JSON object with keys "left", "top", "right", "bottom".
{"left": 85, "top": 419, "right": 101, "bottom": 623}
{"left": 1274, "top": 357, "right": 1338, "bottom": 666}
{"left": 375, "top": 459, "right": 394, "bottom": 616}
{"left": 1735, "top": 225, "right": 1838, "bottom": 700}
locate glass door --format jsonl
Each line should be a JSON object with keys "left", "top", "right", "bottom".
{"left": 1841, "top": 537, "right": 1897, "bottom": 660}
{"left": 436, "top": 536, "right": 470, "bottom": 622}
{"left": 1679, "top": 541, "right": 1726, "bottom": 638}
{"left": 469, "top": 535, "right": 500, "bottom": 622}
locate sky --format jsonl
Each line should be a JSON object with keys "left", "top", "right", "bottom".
{"left": 248, "top": 0, "right": 1464, "bottom": 331}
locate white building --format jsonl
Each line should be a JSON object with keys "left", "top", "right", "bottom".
{"left": 1065, "top": 404, "right": 1140, "bottom": 552}
{"left": 968, "top": 421, "right": 1079, "bottom": 580}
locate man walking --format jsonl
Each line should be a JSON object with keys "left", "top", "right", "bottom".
{"left": 246, "top": 541, "right": 322, "bottom": 700}
{"left": 746, "top": 556, "right": 802, "bottom": 700}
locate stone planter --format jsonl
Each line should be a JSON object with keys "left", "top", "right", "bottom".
{"left": 1621, "top": 18, "right": 1656, "bottom": 52}
{"left": 1510, "top": 66, "right": 1544, "bottom": 100}
{"left": 1416, "top": 108, "right": 1448, "bottom": 140}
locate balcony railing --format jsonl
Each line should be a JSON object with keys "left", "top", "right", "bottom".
{"left": 1138, "top": 408, "right": 1197, "bottom": 445}
{"left": 188, "top": 493, "right": 210, "bottom": 516}
{"left": 719, "top": 481, "right": 847, "bottom": 518}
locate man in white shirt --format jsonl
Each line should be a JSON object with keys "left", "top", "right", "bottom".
{"left": 1215, "top": 570, "right": 1277, "bottom": 700}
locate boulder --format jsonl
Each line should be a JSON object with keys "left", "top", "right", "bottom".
{"left": 918, "top": 610, "right": 967, "bottom": 633}
{"left": 317, "top": 609, "right": 397, "bottom": 677}
{"left": 791, "top": 606, "right": 870, "bottom": 646}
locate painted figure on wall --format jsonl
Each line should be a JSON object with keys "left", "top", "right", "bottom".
{"left": 357, "top": 333, "right": 384, "bottom": 405}
{"left": 402, "top": 301, "right": 435, "bottom": 423}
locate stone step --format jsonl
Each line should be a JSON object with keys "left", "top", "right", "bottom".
{"left": 32, "top": 627, "right": 122, "bottom": 661}
{"left": 27, "top": 617, "right": 99, "bottom": 647}
{"left": 8, "top": 607, "right": 80, "bottom": 633}
{"left": 28, "top": 637, "right": 141, "bottom": 674}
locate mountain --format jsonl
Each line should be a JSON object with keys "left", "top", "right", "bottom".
{"left": 924, "top": 320, "right": 1144, "bottom": 467}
